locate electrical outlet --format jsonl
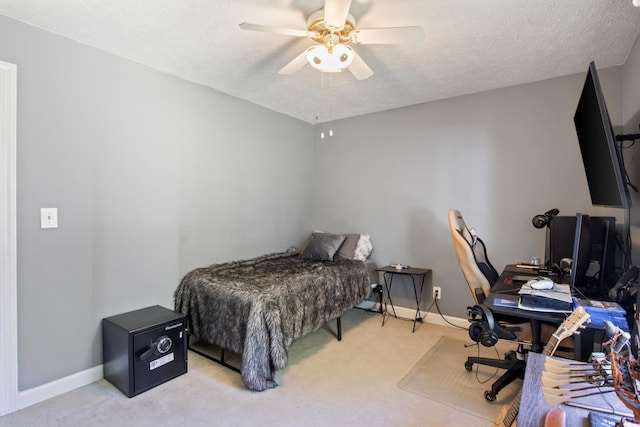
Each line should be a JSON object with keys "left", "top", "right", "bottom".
{"left": 433, "top": 286, "right": 442, "bottom": 300}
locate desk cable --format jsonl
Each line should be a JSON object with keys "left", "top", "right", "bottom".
{"left": 426, "top": 299, "right": 522, "bottom": 385}
{"left": 467, "top": 342, "right": 503, "bottom": 385}
{"left": 426, "top": 299, "right": 466, "bottom": 330}
{"left": 432, "top": 300, "right": 505, "bottom": 382}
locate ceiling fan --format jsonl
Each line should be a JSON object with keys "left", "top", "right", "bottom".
{"left": 239, "top": 0, "right": 424, "bottom": 80}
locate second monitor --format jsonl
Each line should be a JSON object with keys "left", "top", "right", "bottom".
{"left": 545, "top": 214, "right": 617, "bottom": 292}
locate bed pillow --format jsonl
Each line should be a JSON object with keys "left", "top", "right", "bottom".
{"left": 335, "top": 233, "right": 360, "bottom": 259}
{"left": 353, "top": 234, "right": 373, "bottom": 261}
{"left": 301, "top": 233, "right": 347, "bottom": 261}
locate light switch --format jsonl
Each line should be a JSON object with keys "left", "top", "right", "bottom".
{"left": 40, "top": 208, "right": 58, "bottom": 229}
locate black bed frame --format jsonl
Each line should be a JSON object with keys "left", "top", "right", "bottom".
{"left": 187, "top": 317, "right": 342, "bottom": 374}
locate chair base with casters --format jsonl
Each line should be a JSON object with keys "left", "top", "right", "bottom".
{"left": 465, "top": 344, "right": 527, "bottom": 402}
{"left": 467, "top": 304, "right": 529, "bottom": 402}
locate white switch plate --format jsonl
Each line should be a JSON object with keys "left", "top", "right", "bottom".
{"left": 40, "top": 208, "right": 58, "bottom": 229}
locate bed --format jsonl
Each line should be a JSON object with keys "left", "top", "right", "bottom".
{"left": 174, "top": 233, "right": 374, "bottom": 391}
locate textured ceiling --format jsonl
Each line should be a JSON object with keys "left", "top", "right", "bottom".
{"left": 1, "top": 0, "right": 640, "bottom": 124}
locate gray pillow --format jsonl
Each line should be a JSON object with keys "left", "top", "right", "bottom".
{"left": 336, "top": 233, "right": 360, "bottom": 259}
{"left": 301, "top": 233, "right": 347, "bottom": 261}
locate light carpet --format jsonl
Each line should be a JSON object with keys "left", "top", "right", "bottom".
{"left": 1, "top": 310, "right": 503, "bottom": 427}
{"left": 398, "top": 335, "right": 520, "bottom": 422}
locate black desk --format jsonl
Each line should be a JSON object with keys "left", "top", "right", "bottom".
{"left": 376, "top": 265, "right": 431, "bottom": 332}
{"left": 485, "top": 265, "right": 598, "bottom": 361}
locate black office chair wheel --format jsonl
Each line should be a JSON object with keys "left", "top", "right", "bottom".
{"left": 464, "top": 361, "right": 473, "bottom": 372}
{"left": 484, "top": 390, "right": 497, "bottom": 402}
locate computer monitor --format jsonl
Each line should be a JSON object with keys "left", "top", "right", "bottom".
{"left": 590, "top": 216, "right": 616, "bottom": 287}
{"left": 545, "top": 215, "right": 616, "bottom": 290}
{"left": 570, "top": 214, "right": 592, "bottom": 288}
{"left": 545, "top": 216, "right": 578, "bottom": 269}
{"left": 574, "top": 62, "right": 632, "bottom": 209}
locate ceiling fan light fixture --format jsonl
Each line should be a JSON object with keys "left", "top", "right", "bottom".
{"left": 306, "top": 44, "right": 354, "bottom": 72}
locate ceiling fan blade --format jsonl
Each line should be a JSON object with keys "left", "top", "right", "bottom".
{"left": 323, "top": 0, "right": 352, "bottom": 30}
{"left": 239, "top": 22, "right": 315, "bottom": 38}
{"left": 350, "top": 26, "right": 425, "bottom": 44}
{"left": 279, "top": 49, "right": 310, "bottom": 75}
{"left": 348, "top": 51, "right": 373, "bottom": 80}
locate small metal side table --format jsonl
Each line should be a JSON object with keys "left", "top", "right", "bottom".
{"left": 376, "top": 265, "right": 431, "bottom": 332}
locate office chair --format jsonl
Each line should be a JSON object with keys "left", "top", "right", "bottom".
{"left": 448, "top": 209, "right": 529, "bottom": 402}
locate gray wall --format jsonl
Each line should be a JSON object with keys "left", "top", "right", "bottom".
{"left": 623, "top": 36, "right": 640, "bottom": 262}
{"left": 311, "top": 57, "right": 635, "bottom": 317}
{"left": 0, "top": 16, "right": 313, "bottom": 390}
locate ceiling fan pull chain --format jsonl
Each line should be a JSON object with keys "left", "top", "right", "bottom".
{"left": 329, "top": 72, "right": 334, "bottom": 137}
{"left": 320, "top": 72, "right": 326, "bottom": 139}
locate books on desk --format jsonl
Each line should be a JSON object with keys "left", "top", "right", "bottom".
{"left": 493, "top": 298, "right": 519, "bottom": 309}
{"left": 517, "top": 283, "right": 629, "bottom": 330}
{"left": 574, "top": 298, "right": 629, "bottom": 331}
{"left": 518, "top": 282, "right": 573, "bottom": 312}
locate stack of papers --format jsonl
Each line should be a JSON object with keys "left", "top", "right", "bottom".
{"left": 518, "top": 282, "right": 573, "bottom": 312}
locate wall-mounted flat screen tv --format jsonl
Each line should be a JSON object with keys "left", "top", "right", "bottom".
{"left": 573, "top": 61, "right": 631, "bottom": 209}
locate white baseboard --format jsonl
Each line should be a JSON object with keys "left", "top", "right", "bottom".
{"left": 386, "top": 304, "right": 468, "bottom": 329}
{"left": 17, "top": 365, "right": 103, "bottom": 410}
{"left": 355, "top": 301, "right": 468, "bottom": 329}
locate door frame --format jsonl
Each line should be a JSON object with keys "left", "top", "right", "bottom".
{"left": 0, "top": 60, "right": 18, "bottom": 416}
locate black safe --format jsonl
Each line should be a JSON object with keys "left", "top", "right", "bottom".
{"left": 102, "top": 305, "right": 188, "bottom": 397}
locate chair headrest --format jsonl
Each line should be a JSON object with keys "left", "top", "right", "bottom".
{"left": 449, "top": 210, "right": 477, "bottom": 246}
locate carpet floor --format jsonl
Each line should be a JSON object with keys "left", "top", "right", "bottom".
{"left": 398, "top": 335, "right": 520, "bottom": 422}
{"left": 0, "top": 308, "right": 520, "bottom": 427}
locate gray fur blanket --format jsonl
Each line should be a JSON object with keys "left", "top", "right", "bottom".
{"left": 174, "top": 251, "right": 371, "bottom": 391}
